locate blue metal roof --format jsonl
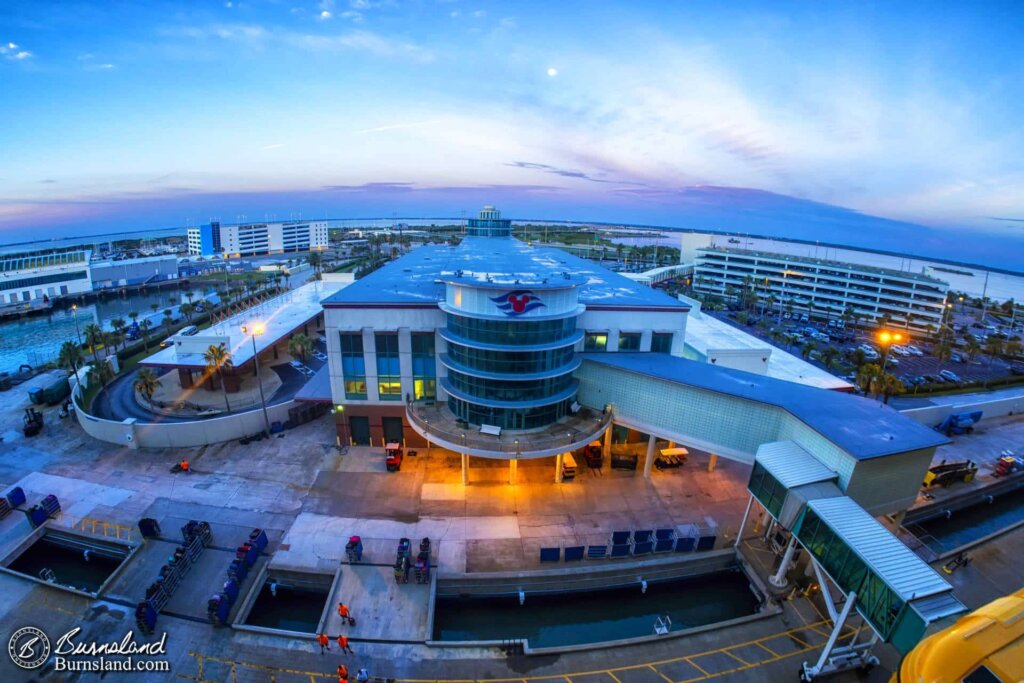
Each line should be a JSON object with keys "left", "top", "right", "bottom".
{"left": 583, "top": 353, "right": 949, "bottom": 460}
{"left": 323, "top": 237, "right": 689, "bottom": 309}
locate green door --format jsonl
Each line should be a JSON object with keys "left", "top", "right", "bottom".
{"left": 382, "top": 416, "right": 404, "bottom": 444}
{"left": 349, "top": 416, "right": 371, "bottom": 445}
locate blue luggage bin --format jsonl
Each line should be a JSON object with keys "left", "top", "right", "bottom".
{"left": 6, "top": 486, "right": 26, "bottom": 508}
{"left": 249, "top": 528, "right": 268, "bottom": 552}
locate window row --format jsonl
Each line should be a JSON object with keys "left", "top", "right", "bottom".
{"left": 583, "top": 332, "right": 673, "bottom": 353}
{"left": 446, "top": 313, "right": 578, "bottom": 346}
{"left": 447, "top": 396, "right": 571, "bottom": 431}
{"left": 447, "top": 343, "right": 575, "bottom": 375}
{"left": 446, "top": 370, "right": 574, "bottom": 403}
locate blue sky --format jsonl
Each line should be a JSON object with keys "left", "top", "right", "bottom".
{"left": 1, "top": 1, "right": 1023, "bottom": 265}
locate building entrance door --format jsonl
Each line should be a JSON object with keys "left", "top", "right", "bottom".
{"left": 349, "top": 416, "right": 371, "bottom": 445}
{"left": 382, "top": 416, "right": 404, "bottom": 444}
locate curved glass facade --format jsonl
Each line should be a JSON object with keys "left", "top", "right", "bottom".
{"left": 446, "top": 313, "right": 577, "bottom": 347}
{"left": 446, "top": 372, "right": 575, "bottom": 403}
{"left": 448, "top": 396, "right": 571, "bottom": 431}
{"left": 447, "top": 344, "right": 575, "bottom": 376}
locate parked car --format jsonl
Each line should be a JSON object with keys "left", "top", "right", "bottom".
{"left": 891, "top": 345, "right": 910, "bottom": 356}
{"left": 905, "top": 345, "right": 923, "bottom": 356}
{"left": 799, "top": 314, "right": 809, "bottom": 323}
{"left": 951, "top": 352, "right": 964, "bottom": 363}
{"left": 939, "top": 370, "right": 962, "bottom": 383}
{"left": 1010, "top": 365, "right": 1024, "bottom": 376}
{"left": 887, "top": 357, "right": 900, "bottom": 367}
{"left": 923, "top": 374, "right": 942, "bottom": 384}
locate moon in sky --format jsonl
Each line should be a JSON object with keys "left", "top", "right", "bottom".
{"left": 547, "top": 67, "right": 558, "bottom": 77}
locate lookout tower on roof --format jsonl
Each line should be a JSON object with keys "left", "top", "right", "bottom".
{"left": 465, "top": 205, "right": 512, "bottom": 237}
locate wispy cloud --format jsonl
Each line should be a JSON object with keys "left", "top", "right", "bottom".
{"left": 1, "top": 41, "right": 32, "bottom": 60}
{"left": 354, "top": 120, "right": 441, "bottom": 135}
{"left": 166, "top": 24, "right": 436, "bottom": 63}
{"left": 262, "top": 143, "right": 286, "bottom": 150}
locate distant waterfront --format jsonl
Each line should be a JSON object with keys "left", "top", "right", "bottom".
{"left": 0, "top": 285, "right": 206, "bottom": 373}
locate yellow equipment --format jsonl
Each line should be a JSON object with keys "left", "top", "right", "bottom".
{"left": 891, "top": 588, "right": 1024, "bottom": 683}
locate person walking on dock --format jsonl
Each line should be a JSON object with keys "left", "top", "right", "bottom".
{"left": 337, "top": 602, "right": 353, "bottom": 625}
{"left": 336, "top": 663, "right": 349, "bottom": 682}
{"left": 336, "top": 634, "right": 353, "bottom": 654}
{"left": 317, "top": 633, "right": 330, "bottom": 654}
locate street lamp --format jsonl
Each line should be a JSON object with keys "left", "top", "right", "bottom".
{"left": 71, "top": 303, "right": 83, "bottom": 348}
{"left": 877, "top": 330, "right": 905, "bottom": 374}
{"left": 332, "top": 404, "right": 349, "bottom": 447}
{"left": 241, "top": 323, "right": 272, "bottom": 436}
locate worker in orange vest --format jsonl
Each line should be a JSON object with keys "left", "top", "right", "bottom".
{"left": 316, "top": 632, "right": 330, "bottom": 654}
{"left": 336, "top": 633, "right": 353, "bottom": 654}
{"left": 180, "top": 460, "right": 190, "bottom": 473}
{"left": 337, "top": 602, "right": 353, "bottom": 625}
{"left": 336, "top": 663, "right": 349, "bottom": 682}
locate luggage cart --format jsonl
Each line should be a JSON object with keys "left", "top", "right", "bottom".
{"left": 346, "top": 535, "right": 364, "bottom": 563}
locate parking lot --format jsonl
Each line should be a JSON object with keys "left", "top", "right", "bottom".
{"left": 706, "top": 306, "right": 1023, "bottom": 394}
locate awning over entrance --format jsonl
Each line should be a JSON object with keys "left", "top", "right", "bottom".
{"left": 294, "top": 365, "right": 332, "bottom": 404}
{"left": 794, "top": 496, "right": 965, "bottom": 652}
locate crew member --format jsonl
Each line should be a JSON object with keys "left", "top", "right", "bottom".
{"left": 336, "top": 634, "right": 353, "bottom": 654}
{"left": 317, "top": 633, "right": 330, "bottom": 654}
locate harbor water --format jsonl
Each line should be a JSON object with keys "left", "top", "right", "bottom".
{"left": 244, "top": 582, "right": 328, "bottom": 633}
{"left": 0, "top": 285, "right": 210, "bottom": 373}
{"left": 912, "top": 487, "right": 1024, "bottom": 554}
{"left": 432, "top": 568, "right": 759, "bottom": 649}
{"left": 8, "top": 537, "right": 124, "bottom": 594}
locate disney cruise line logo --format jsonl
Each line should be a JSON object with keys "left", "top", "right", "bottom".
{"left": 490, "top": 290, "right": 546, "bottom": 316}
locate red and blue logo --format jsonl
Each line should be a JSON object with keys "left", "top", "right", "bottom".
{"left": 490, "top": 290, "right": 546, "bottom": 316}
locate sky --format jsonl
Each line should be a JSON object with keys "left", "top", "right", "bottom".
{"left": 1, "top": 1, "right": 1023, "bottom": 267}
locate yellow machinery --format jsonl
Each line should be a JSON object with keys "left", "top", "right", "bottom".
{"left": 891, "top": 588, "right": 1024, "bottom": 683}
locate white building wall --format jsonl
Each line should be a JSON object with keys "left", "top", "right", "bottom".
{"left": 577, "top": 309, "right": 689, "bottom": 355}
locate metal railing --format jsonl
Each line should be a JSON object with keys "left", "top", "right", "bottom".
{"left": 406, "top": 399, "right": 612, "bottom": 456}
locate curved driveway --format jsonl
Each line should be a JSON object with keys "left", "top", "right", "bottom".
{"left": 92, "top": 344, "right": 327, "bottom": 424}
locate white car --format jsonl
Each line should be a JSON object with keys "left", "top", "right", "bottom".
{"left": 906, "top": 345, "right": 924, "bottom": 356}
{"left": 891, "top": 345, "right": 910, "bottom": 356}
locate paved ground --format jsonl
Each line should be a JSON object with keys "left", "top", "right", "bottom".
{"left": 0, "top": 381, "right": 1022, "bottom": 682}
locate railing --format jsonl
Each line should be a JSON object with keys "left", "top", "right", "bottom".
{"left": 406, "top": 400, "right": 612, "bottom": 457}
{"left": 52, "top": 512, "right": 137, "bottom": 543}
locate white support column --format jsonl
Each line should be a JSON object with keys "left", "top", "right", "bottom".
{"left": 461, "top": 453, "right": 469, "bottom": 486}
{"left": 813, "top": 560, "right": 839, "bottom": 622}
{"left": 734, "top": 494, "right": 754, "bottom": 549}
{"left": 808, "top": 592, "right": 858, "bottom": 676}
{"left": 769, "top": 535, "right": 798, "bottom": 588}
{"left": 602, "top": 425, "right": 613, "bottom": 471}
{"left": 643, "top": 434, "right": 656, "bottom": 479}
{"left": 555, "top": 453, "right": 564, "bottom": 483}
{"left": 509, "top": 458, "right": 518, "bottom": 485}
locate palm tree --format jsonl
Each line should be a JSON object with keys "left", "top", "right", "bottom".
{"left": 83, "top": 323, "right": 104, "bottom": 359}
{"left": 308, "top": 251, "right": 322, "bottom": 276}
{"left": 849, "top": 348, "right": 867, "bottom": 369}
{"left": 933, "top": 340, "right": 952, "bottom": 372}
{"left": 111, "top": 318, "right": 127, "bottom": 350}
{"left": 965, "top": 336, "right": 981, "bottom": 361}
{"left": 139, "top": 319, "right": 153, "bottom": 350}
{"left": 800, "top": 341, "right": 816, "bottom": 359}
{"left": 58, "top": 341, "right": 84, "bottom": 379}
{"left": 168, "top": 296, "right": 178, "bottom": 307}
{"left": 103, "top": 331, "right": 121, "bottom": 356}
{"left": 288, "top": 333, "right": 314, "bottom": 362}
{"left": 203, "top": 343, "right": 234, "bottom": 412}
{"left": 184, "top": 289, "right": 195, "bottom": 304}
{"left": 985, "top": 336, "right": 1004, "bottom": 365}
{"left": 133, "top": 368, "right": 160, "bottom": 405}
{"left": 89, "top": 359, "right": 117, "bottom": 391}
{"left": 149, "top": 302, "right": 159, "bottom": 315}
{"left": 820, "top": 345, "right": 840, "bottom": 369}
{"left": 856, "top": 363, "right": 883, "bottom": 397}
{"left": 162, "top": 309, "right": 174, "bottom": 332}
{"left": 878, "top": 373, "right": 905, "bottom": 404}
{"left": 1005, "top": 339, "right": 1022, "bottom": 360}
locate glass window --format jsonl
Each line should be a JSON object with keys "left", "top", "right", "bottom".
{"left": 376, "top": 333, "right": 402, "bottom": 400}
{"left": 446, "top": 371, "right": 574, "bottom": 403}
{"left": 447, "top": 343, "right": 576, "bottom": 375}
{"left": 340, "top": 332, "right": 366, "bottom": 399}
{"left": 651, "top": 333, "right": 673, "bottom": 353}
{"left": 963, "top": 667, "right": 1002, "bottom": 683}
{"left": 412, "top": 332, "right": 436, "bottom": 400}
{"left": 584, "top": 332, "right": 607, "bottom": 352}
{"left": 448, "top": 396, "right": 570, "bottom": 430}
{"left": 618, "top": 333, "right": 641, "bottom": 351}
{"left": 446, "top": 313, "right": 578, "bottom": 346}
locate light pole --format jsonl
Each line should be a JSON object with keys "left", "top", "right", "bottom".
{"left": 877, "top": 330, "right": 905, "bottom": 374}
{"left": 71, "top": 303, "right": 83, "bottom": 348}
{"left": 241, "top": 323, "right": 272, "bottom": 436}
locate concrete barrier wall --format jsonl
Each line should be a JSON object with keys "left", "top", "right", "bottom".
{"left": 900, "top": 394, "right": 1024, "bottom": 427}
{"left": 75, "top": 398, "right": 297, "bottom": 449}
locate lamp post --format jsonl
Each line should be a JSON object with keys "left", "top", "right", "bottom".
{"left": 877, "top": 330, "right": 905, "bottom": 374}
{"left": 332, "top": 405, "right": 349, "bottom": 447}
{"left": 71, "top": 303, "right": 83, "bottom": 348}
{"left": 241, "top": 323, "right": 272, "bottom": 436}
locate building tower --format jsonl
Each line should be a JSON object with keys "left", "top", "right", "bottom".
{"left": 438, "top": 207, "right": 585, "bottom": 431}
